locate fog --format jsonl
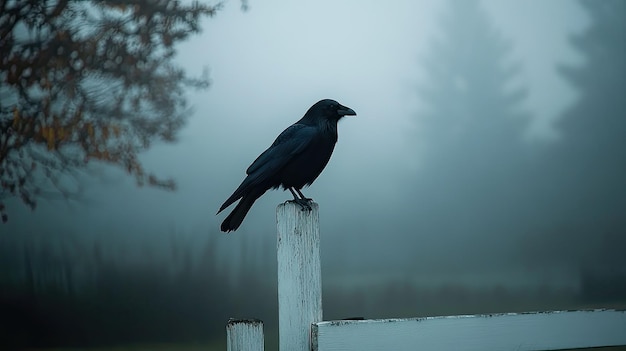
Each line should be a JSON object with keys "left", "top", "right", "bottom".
{"left": 2, "top": 0, "right": 624, "bottom": 348}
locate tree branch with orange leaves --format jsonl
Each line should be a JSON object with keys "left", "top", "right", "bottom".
{"left": 0, "top": 0, "right": 219, "bottom": 223}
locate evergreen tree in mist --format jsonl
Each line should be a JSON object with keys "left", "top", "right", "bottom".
{"left": 536, "top": 0, "right": 626, "bottom": 275}
{"left": 413, "top": 0, "right": 531, "bottom": 247}
{"left": 554, "top": 0, "right": 626, "bottom": 210}
{"left": 418, "top": 0, "right": 528, "bottom": 152}
{"left": 513, "top": 1, "right": 626, "bottom": 302}
{"left": 0, "top": 1, "right": 218, "bottom": 223}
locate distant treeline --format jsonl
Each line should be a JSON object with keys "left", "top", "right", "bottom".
{"left": 0, "top": 235, "right": 276, "bottom": 349}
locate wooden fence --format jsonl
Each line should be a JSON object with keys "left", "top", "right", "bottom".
{"left": 227, "top": 202, "right": 626, "bottom": 351}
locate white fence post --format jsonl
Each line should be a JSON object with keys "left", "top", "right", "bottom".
{"left": 277, "top": 201, "right": 322, "bottom": 351}
{"left": 227, "top": 318, "right": 264, "bottom": 351}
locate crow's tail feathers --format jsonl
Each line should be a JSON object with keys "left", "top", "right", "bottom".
{"left": 217, "top": 174, "right": 263, "bottom": 215}
{"left": 217, "top": 189, "right": 243, "bottom": 215}
{"left": 220, "top": 194, "right": 259, "bottom": 232}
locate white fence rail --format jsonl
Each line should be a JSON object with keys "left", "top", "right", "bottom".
{"left": 312, "top": 310, "right": 626, "bottom": 351}
{"left": 227, "top": 202, "right": 626, "bottom": 351}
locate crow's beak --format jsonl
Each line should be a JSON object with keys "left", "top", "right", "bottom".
{"left": 338, "top": 105, "right": 356, "bottom": 116}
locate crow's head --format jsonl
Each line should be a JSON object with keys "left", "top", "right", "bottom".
{"left": 311, "top": 99, "right": 356, "bottom": 120}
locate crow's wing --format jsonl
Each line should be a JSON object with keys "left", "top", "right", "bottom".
{"left": 246, "top": 123, "right": 317, "bottom": 176}
{"left": 217, "top": 123, "right": 317, "bottom": 214}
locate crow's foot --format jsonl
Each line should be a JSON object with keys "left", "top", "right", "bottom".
{"left": 288, "top": 198, "right": 312, "bottom": 211}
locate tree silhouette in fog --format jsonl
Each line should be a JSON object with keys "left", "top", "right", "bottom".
{"left": 538, "top": 0, "right": 626, "bottom": 277}
{"left": 418, "top": 0, "right": 529, "bottom": 159}
{"left": 0, "top": 1, "right": 218, "bottom": 222}
{"left": 414, "top": 0, "right": 530, "bottom": 245}
{"left": 554, "top": 0, "right": 626, "bottom": 213}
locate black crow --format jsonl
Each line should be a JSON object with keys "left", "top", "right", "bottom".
{"left": 217, "top": 99, "right": 356, "bottom": 232}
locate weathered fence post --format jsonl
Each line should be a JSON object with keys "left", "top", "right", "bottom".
{"left": 227, "top": 318, "right": 264, "bottom": 351}
{"left": 277, "top": 201, "right": 322, "bottom": 351}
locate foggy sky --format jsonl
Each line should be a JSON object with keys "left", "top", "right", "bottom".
{"left": 2, "top": 0, "right": 607, "bottom": 291}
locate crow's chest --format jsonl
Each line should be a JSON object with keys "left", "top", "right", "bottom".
{"left": 279, "top": 135, "right": 337, "bottom": 188}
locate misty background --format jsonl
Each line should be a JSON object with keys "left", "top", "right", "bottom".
{"left": 1, "top": 0, "right": 624, "bottom": 348}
